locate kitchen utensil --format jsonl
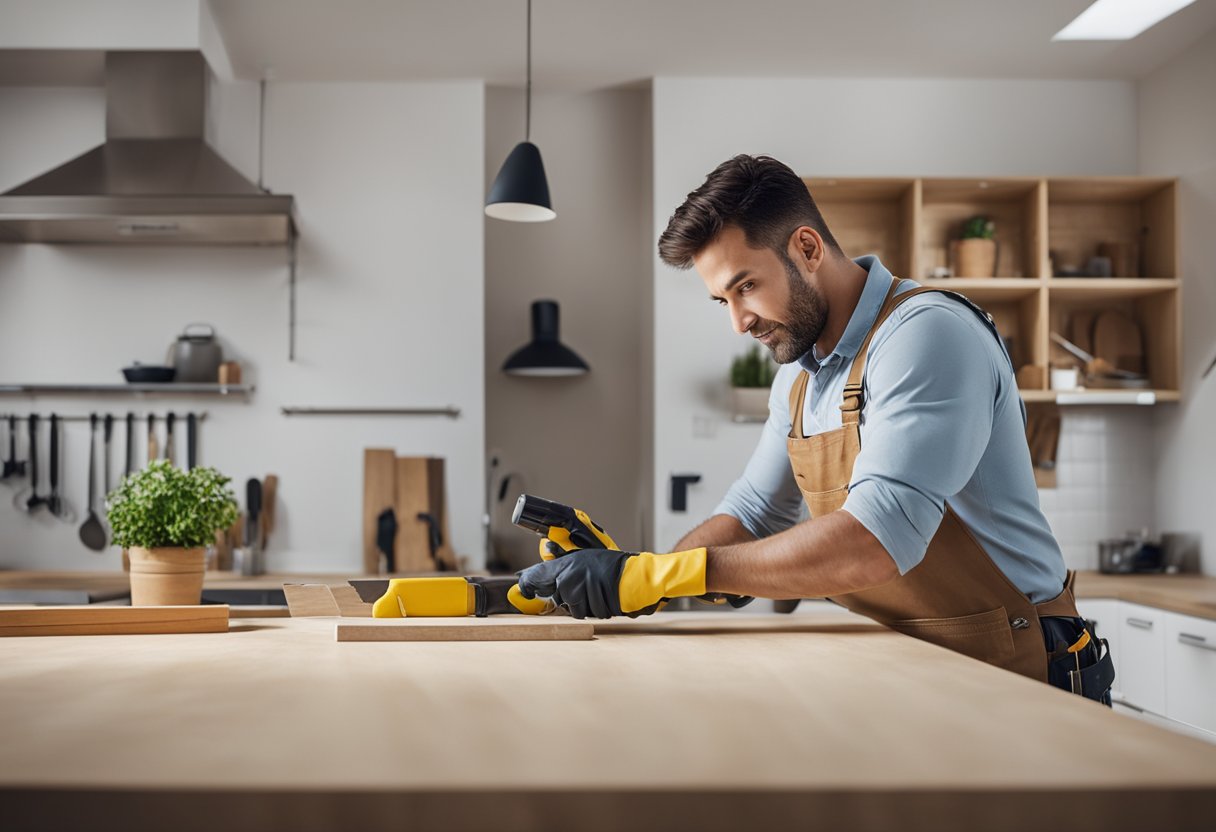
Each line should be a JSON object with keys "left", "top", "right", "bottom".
{"left": 124, "top": 412, "right": 134, "bottom": 476}
{"left": 13, "top": 414, "right": 46, "bottom": 513}
{"left": 103, "top": 414, "right": 114, "bottom": 492}
{"left": 122, "top": 363, "right": 176, "bottom": 384}
{"left": 260, "top": 474, "right": 278, "bottom": 550}
{"left": 169, "top": 323, "right": 223, "bottom": 383}
{"left": 1049, "top": 332, "right": 1145, "bottom": 381}
{"left": 245, "top": 478, "right": 263, "bottom": 575}
{"left": 1098, "top": 532, "right": 1164, "bottom": 574}
{"left": 165, "top": 412, "right": 176, "bottom": 465}
{"left": 1, "top": 414, "right": 27, "bottom": 481}
{"left": 1092, "top": 310, "right": 1145, "bottom": 376}
{"left": 78, "top": 413, "right": 108, "bottom": 552}
{"left": 146, "top": 414, "right": 158, "bottom": 463}
{"left": 46, "top": 414, "right": 75, "bottom": 524}
{"left": 186, "top": 412, "right": 197, "bottom": 469}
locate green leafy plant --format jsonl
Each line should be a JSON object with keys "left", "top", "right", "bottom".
{"left": 106, "top": 460, "right": 239, "bottom": 549}
{"left": 961, "top": 215, "right": 996, "bottom": 240}
{"left": 730, "top": 344, "right": 778, "bottom": 388}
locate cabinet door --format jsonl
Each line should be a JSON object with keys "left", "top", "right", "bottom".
{"left": 1076, "top": 598, "right": 1121, "bottom": 697}
{"left": 1118, "top": 602, "right": 1167, "bottom": 715}
{"left": 1165, "top": 612, "right": 1216, "bottom": 734}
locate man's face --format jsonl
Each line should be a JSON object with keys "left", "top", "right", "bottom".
{"left": 693, "top": 225, "right": 827, "bottom": 364}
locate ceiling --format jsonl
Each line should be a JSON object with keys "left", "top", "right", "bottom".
{"left": 208, "top": 0, "right": 1216, "bottom": 88}
{"left": 2, "top": 1, "right": 1215, "bottom": 89}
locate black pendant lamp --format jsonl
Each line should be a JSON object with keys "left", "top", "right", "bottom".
{"left": 503, "top": 300, "right": 589, "bottom": 376}
{"left": 485, "top": 0, "right": 555, "bottom": 222}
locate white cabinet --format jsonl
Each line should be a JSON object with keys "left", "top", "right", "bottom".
{"left": 1075, "top": 598, "right": 1121, "bottom": 697}
{"left": 1165, "top": 612, "right": 1216, "bottom": 734}
{"left": 1117, "top": 602, "right": 1167, "bottom": 715}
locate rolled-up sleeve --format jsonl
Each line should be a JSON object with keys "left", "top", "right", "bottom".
{"left": 842, "top": 303, "right": 1001, "bottom": 574}
{"left": 713, "top": 366, "right": 806, "bottom": 538}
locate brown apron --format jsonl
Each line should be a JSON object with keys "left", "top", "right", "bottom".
{"left": 787, "top": 278, "right": 1078, "bottom": 682}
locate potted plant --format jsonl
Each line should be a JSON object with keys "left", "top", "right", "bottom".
{"left": 107, "top": 460, "right": 239, "bottom": 606}
{"left": 950, "top": 215, "right": 998, "bottom": 278}
{"left": 730, "top": 344, "right": 777, "bottom": 421}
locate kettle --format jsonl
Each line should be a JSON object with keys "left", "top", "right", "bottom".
{"left": 168, "top": 323, "right": 223, "bottom": 383}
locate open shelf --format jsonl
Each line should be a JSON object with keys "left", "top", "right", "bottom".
{"left": 803, "top": 178, "right": 917, "bottom": 279}
{"left": 799, "top": 175, "right": 1182, "bottom": 405}
{"left": 0, "top": 383, "right": 255, "bottom": 396}
{"left": 920, "top": 178, "right": 1044, "bottom": 279}
{"left": 1047, "top": 177, "right": 1176, "bottom": 278}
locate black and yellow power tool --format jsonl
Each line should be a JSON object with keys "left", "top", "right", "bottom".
{"left": 511, "top": 493, "right": 753, "bottom": 609}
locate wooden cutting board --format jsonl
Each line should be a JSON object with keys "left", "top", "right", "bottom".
{"left": 1093, "top": 309, "right": 1145, "bottom": 375}
{"left": 335, "top": 615, "right": 594, "bottom": 642}
{"left": 0, "top": 605, "right": 229, "bottom": 637}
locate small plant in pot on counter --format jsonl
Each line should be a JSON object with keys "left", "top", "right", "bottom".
{"left": 107, "top": 460, "right": 239, "bottom": 606}
{"left": 729, "top": 344, "right": 778, "bottom": 421}
{"left": 950, "top": 215, "right": 998, "bottom": 278}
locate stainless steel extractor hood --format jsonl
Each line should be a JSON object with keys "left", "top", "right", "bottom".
{"left": 0, "top": 51, "right": 294, "bottom": 245}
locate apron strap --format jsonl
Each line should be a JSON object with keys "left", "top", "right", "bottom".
{"left": 839, "top": 279, "right": 1004, "bottom": 425}
{"left": 787, "top": 370, "right": 811, "bottom": 439}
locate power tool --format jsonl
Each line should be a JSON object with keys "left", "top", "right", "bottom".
{"left": 357, "top": 575, "right": 556, "bottom": 618}
{"left": 511, "top": 493, "right": 754, "bottom": 609}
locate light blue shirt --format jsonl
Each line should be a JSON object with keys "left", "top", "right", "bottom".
{"left": 714, "top": 255, "right": 1066, "bottom": 604}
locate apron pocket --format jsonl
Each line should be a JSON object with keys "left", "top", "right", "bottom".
{"left": 803, "top": 485, "right": 849, "bottom": 518}
{"left": 888, "top": 607, "right": 1015, "bottom": 666}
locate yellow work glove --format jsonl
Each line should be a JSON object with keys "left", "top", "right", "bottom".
{"left": 516, "top": 547, "right": 707, "bottom": 619}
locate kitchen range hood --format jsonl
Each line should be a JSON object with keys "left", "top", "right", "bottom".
{"left": 0, "top": 51, "right": 294, "bottom": 245}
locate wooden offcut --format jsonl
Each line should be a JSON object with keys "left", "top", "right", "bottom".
{"left": 362, "top": 448, "right": 397, "bottom": 574}
{"left": 394, "top": 456, "right": 435, "bottom": 572}
{"left": 0, "top": 605, "right": 229, "bottom": 637}
{"left": 335, "top": 616, "right": 594, "bottom": 642}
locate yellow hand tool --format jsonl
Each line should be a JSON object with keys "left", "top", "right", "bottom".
{"left": 511, "top": 493, "right": 619, "bottom": 559}
{"left": 355, "top": 576, "right": 557, "bottom": 618}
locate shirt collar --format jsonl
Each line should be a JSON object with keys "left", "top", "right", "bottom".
{"left": 797, "top": 254, "right": 894, "bottom": 374}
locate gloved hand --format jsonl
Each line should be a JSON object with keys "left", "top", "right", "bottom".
{"left": 516, "top": 547, "right": 707, "bottom": 619}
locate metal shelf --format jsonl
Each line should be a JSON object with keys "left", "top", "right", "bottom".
{"left": 0, "top": 383, "right": 254, "bottom": 397}
{"left": 280, "top": 406, "right": 460, "bottom": 418}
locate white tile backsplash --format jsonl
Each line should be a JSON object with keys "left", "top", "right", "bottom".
{"left": 1038, "top": 407, "right": 1156, "bottom": 572}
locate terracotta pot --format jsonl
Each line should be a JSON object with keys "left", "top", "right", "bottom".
{"left": 950, "top": 238, "right": 997, "bottom": 278}
{"left": 128, "top": 546, "right": 206, "bottom": 606}
{"left": 731, "top": 387, "right": 771, "bottom": 422}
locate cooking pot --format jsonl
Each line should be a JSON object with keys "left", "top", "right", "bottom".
{"left": 169, "top": 323, "right": 223, "bottom": 383}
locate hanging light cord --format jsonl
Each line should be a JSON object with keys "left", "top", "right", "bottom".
{"left": 525, "top": 0, "right": 532, "bottom": 141}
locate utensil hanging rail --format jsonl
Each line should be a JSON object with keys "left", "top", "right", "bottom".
{"left": 0, "top": 412, "right": 210, "bottom": 423}
{"left": 279, "top": 406, "right": 460, "bottom": 418}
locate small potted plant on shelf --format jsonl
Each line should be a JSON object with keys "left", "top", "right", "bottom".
{"left": 730, "top": 344, "right": 778, "bottom": 421}
{"left": 107, "top": 460, "right": 239, "bottom": 606}
{"left": 950, "top": 215, "right": 998, "bottom": 278}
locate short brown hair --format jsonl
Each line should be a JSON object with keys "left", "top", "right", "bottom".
{"left": 658, "top": 154, "right": 841, "bottom": 269}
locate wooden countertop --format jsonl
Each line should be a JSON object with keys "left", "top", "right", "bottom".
{"left": 1074, "top": 570, "right": 1216, "bottom": 620}
{"left": 2, "top": 611, "right": 1215, "bottom": 831}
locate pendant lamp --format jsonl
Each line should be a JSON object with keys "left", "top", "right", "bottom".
{"left": 486, "top": 0, "right": 555, "bottom": 222}
{"left": 503, "top": 300, "right": 589, "bottom": 376}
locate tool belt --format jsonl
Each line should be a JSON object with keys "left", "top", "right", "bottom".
{"left": 1042, "top": 616, "right": 1116, "bottom": 706}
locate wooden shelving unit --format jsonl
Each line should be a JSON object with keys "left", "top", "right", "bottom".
{"left": 804, "top": 176, "right": 1180, "bottom": 405}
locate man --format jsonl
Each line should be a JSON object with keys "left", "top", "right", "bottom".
{"left": 518, "top": 155, "right": 1113, "bottom": 700}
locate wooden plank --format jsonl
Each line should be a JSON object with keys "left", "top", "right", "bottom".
{"left": 336, "top": 615, "right": 594, "bottom": 642}
{"left": 393, "top": 456, "right": 436, "bottom": 572}
{"left": 362, "top": 448, "right": 397, "bottom": 574}
{"left": 282, "top": 584, "right": 341, "bottom": 617}
{"left": 330, "top": 584, "right": 373, "bottom": 617}
{"left": 0, "top": 605, "right": 228, "bottom": 636}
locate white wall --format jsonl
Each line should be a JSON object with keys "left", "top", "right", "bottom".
{"left": 1140, "top": 27, "right": 1216, "bottom": 576}
{"left": 484, "top": 87, "right": 651, "bottom": 569}
{"left": 650, "top": 76, "right": 1149, "bottom": 570}
{"left": 0, "top": 79, "right": 487, "bottom": 572}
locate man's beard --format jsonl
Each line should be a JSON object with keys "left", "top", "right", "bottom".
{"left": 753, "top": 254, "right": 827, "bottom": 364}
